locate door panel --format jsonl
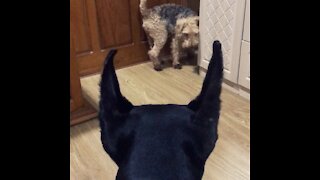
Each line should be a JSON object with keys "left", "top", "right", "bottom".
{"left": 95, "top": 0, "right": 133, "bottom": 49}
{"left": 73, "top": 0, "right": 93, "bottom": 54}
{"left": 70, "top": 31, "right": 84, "bottom": 112}
{"left": 71, "top": 0, "right": 186, "bottom": 76}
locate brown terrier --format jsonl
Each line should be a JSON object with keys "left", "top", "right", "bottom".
{"left": 140, "top": 0, "right": 199, "bottom": 71}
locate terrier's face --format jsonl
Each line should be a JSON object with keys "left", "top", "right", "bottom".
{"left": 176, "top": 16, "right": 199, "bottom": 48}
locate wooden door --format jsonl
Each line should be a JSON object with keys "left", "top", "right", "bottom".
{"left": 71, "top": 7, "right": 98, "bottom": 125}
{"left": 185, "top": 0, "right": 199, "bottom": 14}
{"left": 70, "top": 36, "right": 98, "bottom": 125}
{"left": 71, "top": 0, "right": 186, "bottom": 76}
{"left": 70, "top": 33, "right": 84, "bottom": 112}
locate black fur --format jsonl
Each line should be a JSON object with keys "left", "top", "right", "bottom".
{"left": 99, "top": 41, "right": 224, "bottom": 179}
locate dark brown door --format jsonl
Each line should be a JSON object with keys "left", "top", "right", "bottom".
{"left": 71, "top": 0, "right": 186, "bottom": 76}
{"left": 70, "top": 33, "right": 84, "bottom": 112}
{"left": 70, "top": 11, "right": 98, "bottom": 125}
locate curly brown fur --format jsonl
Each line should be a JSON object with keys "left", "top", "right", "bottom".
{"left": 140, "top": 0, "right": 199, "bottom": 71}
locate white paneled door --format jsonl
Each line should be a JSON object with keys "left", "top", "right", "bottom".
{"left": 238, "top": 0, "right": 250, "bottom": 89}
{"left": 239, "top": 40, "right": 250, "bottom": 89}
{"left": 199, "top": 0, "right": 246, "bottom": 83}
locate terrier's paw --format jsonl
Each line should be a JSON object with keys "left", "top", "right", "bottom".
{"left": 154, "top": 64, "right": 163, "bottom": 71}
{"left": 173, "top": 64, "right": 182, "bottom": 69}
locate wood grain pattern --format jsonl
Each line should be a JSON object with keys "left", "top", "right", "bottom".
{"left": 70, "top": 18, "right": 84, "bottom": 112}
{"left": 186, "top": 0, "right": 199, "bottom": 13}
{"left": 73, "top": 0, "right": 92, "bottom": 54}
{"left": 71, "top": 63, "right": 250, "bottom": 180}
{"left": 70, "top": 15, "right": 98, "bottom": 124}
{"left": 95, "top": 0, "right": 132, "bottom": 49}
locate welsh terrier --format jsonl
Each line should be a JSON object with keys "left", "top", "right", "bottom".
{"left": 140, "top": 0, "right": 199, "bottom": 71}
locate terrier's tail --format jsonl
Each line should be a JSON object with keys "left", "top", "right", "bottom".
{"left": 139, "top": 0, "right": 150, "bottom": 17}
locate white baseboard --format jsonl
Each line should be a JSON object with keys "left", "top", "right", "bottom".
{"left": 199, "top": 68, "right": 250, "bottom": 100}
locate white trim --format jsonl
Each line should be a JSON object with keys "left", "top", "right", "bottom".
{"left": 199, "top": 68, "right": 250, "bottom": 100}
{"left": 231, "top": 0, "right": 246, "bottom": 82}
{"left": 222, "top": 82, "right": 250, "bottom": 100}
{"left": 239, "top": 88, "right": 250, "bottom": 100}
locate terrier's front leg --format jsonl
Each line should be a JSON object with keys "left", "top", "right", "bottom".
{"left": 171, "top": 37, "right": 182, "bottom": 69}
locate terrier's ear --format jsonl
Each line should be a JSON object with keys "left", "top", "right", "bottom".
{"left": 99, "top": 49, "right": 133, "bottom": 121}
{"left": 175, "top": 18, "right": 187, "bottom": 34}
{"left": 188, "top": 41, "right": 223, "bottom": 125}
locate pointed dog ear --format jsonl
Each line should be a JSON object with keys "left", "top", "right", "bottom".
{"left": 99, "top": 49, "right": 133, "bottom": 165}
{"left": 99, "top": 49, "right": 133, "bottom": 120}
{"left": 188, "top": 41, "right": 223, "bottom": 125}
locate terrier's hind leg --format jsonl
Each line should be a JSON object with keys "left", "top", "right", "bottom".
{"left": 144, "top": 22, "right": 168, "bottom": 71}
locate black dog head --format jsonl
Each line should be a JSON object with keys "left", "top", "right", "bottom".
{"left": 99, "top": 41, "right": 223, "bottom": 180}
